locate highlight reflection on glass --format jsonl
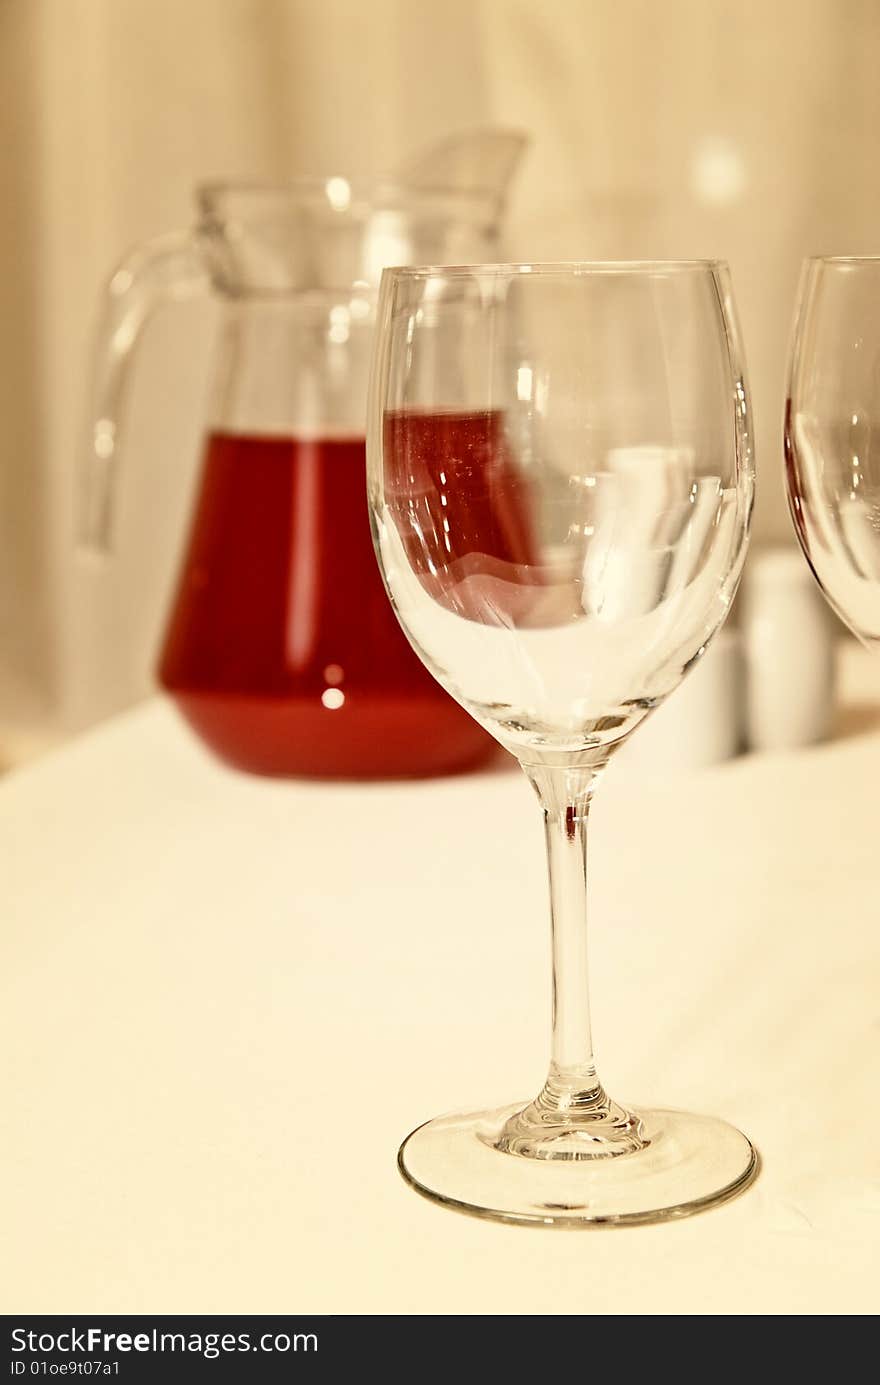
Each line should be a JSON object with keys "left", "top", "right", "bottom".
{"left": 786, "top": 257, "right": 880, "bottom": 644}
{"left": 367, "top": 262, "right": 758, "bottom": 1226}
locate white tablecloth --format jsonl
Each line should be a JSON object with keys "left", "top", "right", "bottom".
{"left": 2, "top": 648, "right": 878, "bottom": 1315}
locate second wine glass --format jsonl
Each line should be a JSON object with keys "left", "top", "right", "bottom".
{"left": 368, "top": 261, "right": 757, "bottom": 1225}
{"left": 785, "top": 256, "right": 880, "bottom": 644}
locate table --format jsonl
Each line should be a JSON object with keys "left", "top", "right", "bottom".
{"left": 2, "top": 647, "right": 878, "bottom": 1315}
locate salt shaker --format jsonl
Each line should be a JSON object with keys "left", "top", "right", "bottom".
{"left": 614, "top": 630, "right": 744, "bottom": 777}
{"left": 741, "top": 547, "right": 836, "bottom": 752}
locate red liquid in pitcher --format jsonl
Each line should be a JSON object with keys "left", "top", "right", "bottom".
{"left": 159, "top": 431, "right": 495, "bottom": 778}
{"left": 383, "top": 408, "right": 539, "bottom": 621}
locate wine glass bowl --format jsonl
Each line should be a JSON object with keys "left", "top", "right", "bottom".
{"left": 373, "top": 265, "right": 752, "bottom": 764}
{"left": 785, "top": 256, "right": 880, "bottom": 645}
{"left": 368, "top": 262, "right": 757, "bottom": 1225}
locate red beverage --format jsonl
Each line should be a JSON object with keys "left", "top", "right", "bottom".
{"left": 159, "top": 431, "right": 494, "bottom": 777}
{"left": 383, "top": 409, "right": 534, "bottom": 578}
{"left": 383, "top": 409, "right": 540, "bottom": 625}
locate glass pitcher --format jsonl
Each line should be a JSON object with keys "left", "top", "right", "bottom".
{"left": 82, "top": 133, "right": 526, "bottom": 778}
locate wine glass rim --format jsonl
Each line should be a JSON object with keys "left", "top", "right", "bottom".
{"left": 381, "top": 259, "right": 728, "bottom": 278}
{"left": 806, "top": 255, "right": 880, "bottom": 266}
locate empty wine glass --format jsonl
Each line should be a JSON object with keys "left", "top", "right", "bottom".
{"left": 785, "top": 257, "right": 880, "bottom": 643}
{"left": 367, "top": 262, "right": 757, "bottom": 1226}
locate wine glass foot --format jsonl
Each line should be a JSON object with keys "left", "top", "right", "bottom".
{"left": 492, "top": 1082, "right": 647, "bottom": 1159}
{"left": 398, "top": 1102, "right": 758, "bottom": 1227}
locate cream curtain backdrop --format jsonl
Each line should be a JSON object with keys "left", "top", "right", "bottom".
{"left": 2, "top": 0, "right": 879, "bottom": 766}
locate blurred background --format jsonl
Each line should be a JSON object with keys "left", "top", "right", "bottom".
{"left": 1, "top": 0, "right": 877, "bottom": 770}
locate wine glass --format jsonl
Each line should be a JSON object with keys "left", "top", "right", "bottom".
{"left": 367, "top": 262, "right": 757, "bottom": 1226}
{"left": 785, "top": 257, "right": 880, "bottom": 643}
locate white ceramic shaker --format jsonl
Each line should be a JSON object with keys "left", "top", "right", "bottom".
{"left": 614, "top": 629, "right": 744, "bottom": 778}
{"left": 741, "top": 547, "right": 836, "bottom": 751}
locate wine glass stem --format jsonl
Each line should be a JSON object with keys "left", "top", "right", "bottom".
{"left": 527, "top": 763, "right": 604, "bottom": 1100}
{"left": 493, "top": 761, "right": 645, "bottom": 1158}
{"left": 529, "top": 770, "right": 598, "bottom": 1080}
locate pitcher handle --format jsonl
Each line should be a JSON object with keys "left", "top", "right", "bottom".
{"left": 80, "top": 229, "right": 210, "bottom": 554}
